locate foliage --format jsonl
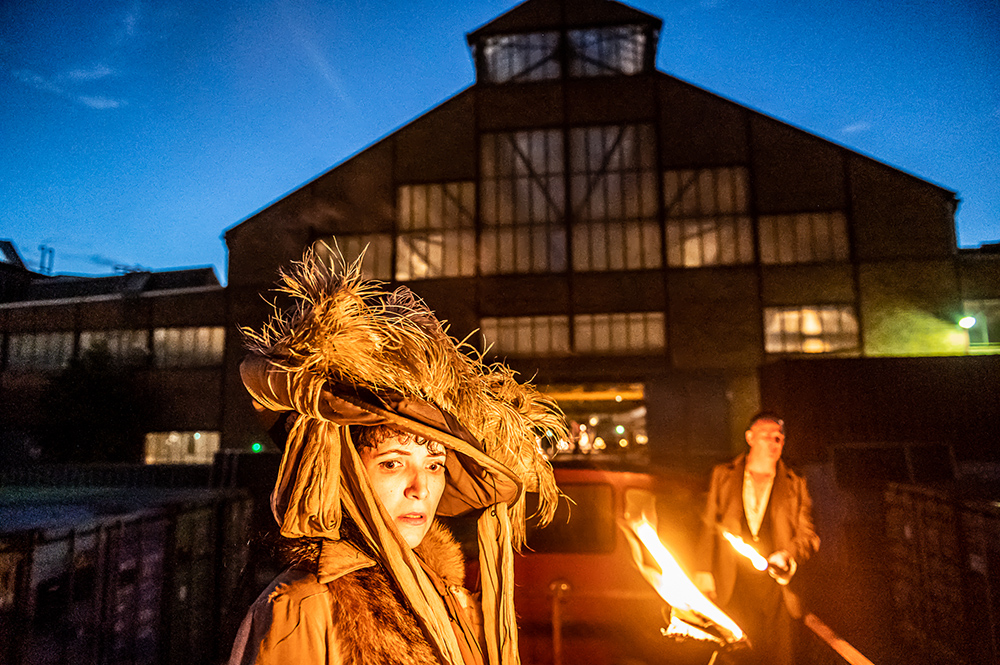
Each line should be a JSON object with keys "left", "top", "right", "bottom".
{"left": 37, "top": 342, "right": 149, "bottom": 463}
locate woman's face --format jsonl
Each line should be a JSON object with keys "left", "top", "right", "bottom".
{"left": 360, "top": 431, "right": 447, "bottom": 548}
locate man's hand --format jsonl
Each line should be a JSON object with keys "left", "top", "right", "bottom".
{"left": 766, "top": 550, "right": 795, "bottom": 585}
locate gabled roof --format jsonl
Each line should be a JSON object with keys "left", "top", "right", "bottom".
{"left": 467, "top": 0, "right": 661, "bottom": 41}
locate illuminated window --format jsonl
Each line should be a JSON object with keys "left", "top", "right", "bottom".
{"left": 79, "top": 329, "right": 149, "bottom": 362}
{"left": 964, "top": 299, "right": 1000, "bottom": 348}
{"left": 664, "top": 167, "right": 754, "bottom": 267}
{"left": 574, "top": 312, "right": 664, "bottom": 354}
{"left": 396, "top": 182, "right": 476, "bottom": 280}
{"left": 571, "top": 124, "right": 660, "bottom": 271}
{"left": 313, "top": 235, "right": 393, "bottom": 281}
{"left": 482, "top": 32, "right": 560, "bottom": 83}
{"left": 758, "top": 212, "right": 849, "bottom": 264}
{"left": 480, "top": 130, "right": 567, "bottom": 274}
{"left": 6, "top": 332, "right": 73, "bottom": 370}
{"left": 153, "top": 327, "right": 225, "bottom": 367}
{"left": 480, "top": 315, "right": 570, "bottom": 357}
{"left": 567, "top": 26, "right": 648, "bottom": 77}
{"left": 764, "top": 306, "right": 859, "bottom": 354}
{"left": 144, "top": 431, "right": 219, "bottom": 465}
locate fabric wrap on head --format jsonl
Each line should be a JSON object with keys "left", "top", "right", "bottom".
{"left": 240, "top": 248, "right": 566, "bottom": 665}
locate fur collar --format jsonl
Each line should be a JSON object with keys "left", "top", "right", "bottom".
{"left": 328, "top": 521, "right": 467, "bottom": 665}
{"left": 415, "top": 521, "right": 466, "bottom": 587}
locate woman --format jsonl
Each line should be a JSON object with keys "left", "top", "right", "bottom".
{"left": 228, "top": 248, "right": 566, "bottom": 665}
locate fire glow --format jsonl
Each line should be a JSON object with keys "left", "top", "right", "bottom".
{"left": 721, "top": 531, "right": 768, "bottom": 571}
{"left": 626, "top": 520, "right": 745, "bottom": 643}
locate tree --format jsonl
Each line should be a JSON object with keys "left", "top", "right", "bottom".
{"left": 37, "top": 342, "right": 149, "bottom": 463}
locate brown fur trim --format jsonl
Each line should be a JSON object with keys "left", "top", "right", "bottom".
{"left": 414, "top": 521, "right": 466, "bottom": 587}
{"left": 330, "top": 564, "right": 443, "bottom": 665}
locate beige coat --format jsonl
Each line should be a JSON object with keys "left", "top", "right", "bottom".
{"left": 229, "top": 523, "right": 484, "bottom": 665}
{"left": 696, "top": 454, "right": 820, "bottom": 617}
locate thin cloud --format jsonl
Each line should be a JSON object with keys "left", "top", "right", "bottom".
{"left": 12, "top": 67, "right": 126, "bottom": 110}
{"left": 78, "top": 96, "right": 125, "bottom": 109}
{"left": 63, "top": 64, "right": 115, "bottom": 81}
{"left": 841, "top": 122, "right": 871, "bottom": 135}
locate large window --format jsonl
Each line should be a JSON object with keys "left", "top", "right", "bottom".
{"left": 313, "top": 235, "right": 393, "bottom": 281}
{"left": 764, "top": 305, "right": 859, "bottom": 354}
{"left": 480, "top": 130, "right": 567, "bottom": 274}
{"left": 79, "top": 329, "right": 149, "bottom": 363}
{"left": 153, "top": 327, "right": 225, "bottom": 368}
{"left": 480, "top": 315, "right": 570, "bottom": 357}
{"left": 758, "top": 212, "right": 849, "bottom": 264}
{"left": 571, "top": 124, "right": 660, "bottom": 271}
{"left": 144, "top": 431, "right": 219, "bottom": 465}
{"left": 481, "top": 32, "right": 560, "bottom": 83}
{"left": 481, "top": 312, "right": 663, "bottom": 357}
{"left": 5, "top": 332, "right": 73, "bottom": 370}
{"left": 573, "top": 312, "right": 664, "bottom": 354}
{"left": 396, "top": 183, "right": 476, "bottom": 280}
{"left": 664, "top": 167, "right": 754, "bottom": 267}
{"left": 567, "top": 26, "right": 647, "bottom": 77}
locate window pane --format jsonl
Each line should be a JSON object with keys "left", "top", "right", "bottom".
{"left": 480, "top": 131, "right": 565, "bottom": 275}
{"left": 664, "top": 167, "right": 754, "bottom": 268}
{"left": 568, "top": 26, "right": 647, "bottom": 78}
{"left": 480, "top": 315, "right": 570, "bottom": 357}
{"left": 758, "top": 212, "right": 850, "bottom": 265}
{"left": 763, "top": 306, "right": 858, "bottom": 354}
{"left": 483, "top": 32, "right": 560, "bottom": 83}
{"left": 573, "top": 312, "right": 664, "bottom": 355}
{"left": 571, "top": 124, "right": 660, "bottom": 271}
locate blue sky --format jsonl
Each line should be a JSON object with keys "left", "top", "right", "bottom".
{"left": 2, "top": 0, "right": 997, "bottom": 281}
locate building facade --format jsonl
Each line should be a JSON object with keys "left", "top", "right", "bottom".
{"left": 0, "top": 244, "right": 227, "bottom": 464}
{"left": 3, "top": 0, "right": 996, "bottom": 468}
{"left": 221, "top": 0, "right": 998, "bottom": 466}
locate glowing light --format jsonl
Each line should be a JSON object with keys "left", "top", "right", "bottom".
{"left": 579, "top": 424, "right": 587, "bottom": 431}
{"left": 593, "top": 437, "right": 606, "bottom": 450}
{"left": 959, "top": 316, "right": 976, "bottom": 329}
{"left": 615, "top": 395, "right": 623, "bottom": 402}
{"left": 802, "top": 338, "right": 827, "bottom": 353}
{"left": 589, "top": 416, "right": 599, "bottom": 426}
{"left": 193, "top": 432, "right": 201, "bottom": 440}
{"left": 627, "top": 521, "right": 744, "bottom": 641}
{"left": 618, "top": 438, "right": 629, "bottom": 448}
{"left": 251, "top": 442, "right": 263, "bottom": 453}
{"left": 635, "top": 434, "right": 648, "bottom": 445}
{"left": 615, "top": 425, "right": 625, "bottom": 434}
{"left": 722, "top": 532, "right": 768, "bottom": 571}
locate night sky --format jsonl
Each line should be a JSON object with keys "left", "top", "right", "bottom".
{"left": 2, "top": 0, "right": 997, "bottom": 281}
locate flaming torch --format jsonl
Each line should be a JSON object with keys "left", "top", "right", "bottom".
{"left": 622, "top": 519, "right": 748, "bottom": 658}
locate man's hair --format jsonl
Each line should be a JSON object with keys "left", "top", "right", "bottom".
{"left": 745, "top": 411, "right": 784, "bottom": 433}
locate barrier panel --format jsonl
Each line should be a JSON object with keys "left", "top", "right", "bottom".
{"left": 0, "top": 486, "right": 250, "bottom": 665}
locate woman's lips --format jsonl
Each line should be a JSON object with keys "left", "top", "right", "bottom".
{"left": 398, "top": 513, "right": 426, "bottom": 526}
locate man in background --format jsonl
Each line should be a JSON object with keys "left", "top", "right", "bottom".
{"left": 693, "top": 412, "right": 820, "bottom": 664}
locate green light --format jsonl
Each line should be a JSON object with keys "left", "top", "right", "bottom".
{"left": 958, "top": 316, "right": 977, "bottom": 329}
{"left": 251, "top": 442, "right": 263, "bottom": 453}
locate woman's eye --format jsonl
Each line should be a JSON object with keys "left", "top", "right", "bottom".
{"left": 379, "top": 459, "right": 401, "bottom": 470}
{"left": 427, "top": 461, "right": 445, "bottom": 472}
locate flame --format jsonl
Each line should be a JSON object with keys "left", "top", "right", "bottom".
{"left": 624, "top": 520, "right": 745, "bottom": 643}
{"left": 722, "top": 532, "right": 768, "bottom": 571}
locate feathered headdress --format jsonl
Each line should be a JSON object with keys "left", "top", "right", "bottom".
{"left": 239, "top": 246, "right": 566, "bottom": 665}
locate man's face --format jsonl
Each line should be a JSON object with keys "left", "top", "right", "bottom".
{"left": 745, "top": 419, "right": 785, "bottom": 465}
{"left": 360, "top": 431, "right": 447, "bottom": 548}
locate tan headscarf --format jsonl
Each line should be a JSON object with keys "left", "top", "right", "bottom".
{"left": 240, "top": 248, "right": 565, "bottom": 665}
